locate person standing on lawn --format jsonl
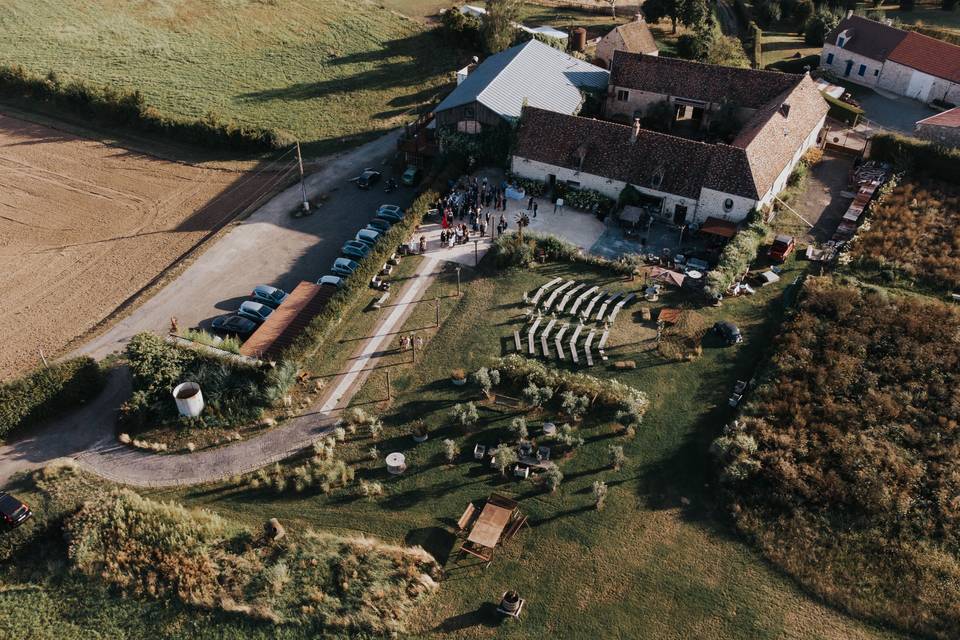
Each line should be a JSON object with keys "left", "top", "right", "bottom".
{"left": 528, "top": 196, "right": 534, "bottom": 211}
{"left": 533, "top": 201, "right": 538, "bottom": 218}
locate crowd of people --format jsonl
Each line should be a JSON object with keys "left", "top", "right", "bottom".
{"left": 420, "top": 175, "right": 514, "bottom": 250}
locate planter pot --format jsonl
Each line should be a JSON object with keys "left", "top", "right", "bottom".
{"left": 451, "top": 378, "right": 467, "bottom": 386}
{"left": 412, "top": 433, "right": 428, "bottom": 443}
{"left": 172, "top": 382, "right": 203, "bottom": 417}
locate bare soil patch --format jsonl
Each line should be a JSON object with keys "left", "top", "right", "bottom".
{"left": 0, "top": 113, "right": 275, "bottom": 380}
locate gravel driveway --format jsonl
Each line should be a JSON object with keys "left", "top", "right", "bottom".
{"left": 78, "top": 130, "right": 417, "bottom": 361}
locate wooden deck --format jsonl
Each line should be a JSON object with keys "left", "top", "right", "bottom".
{"left": 240, "top": 281, "right": 335, "bottom": 360}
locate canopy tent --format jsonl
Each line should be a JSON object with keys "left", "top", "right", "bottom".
{"left": 699, "top": 217, "right": 738, "bottom": 239}
{"left": 619, "top": 205, "right": 645, "bottom": 225}
{"left": 647, "top": 266, "right": 686, "bottom": 288}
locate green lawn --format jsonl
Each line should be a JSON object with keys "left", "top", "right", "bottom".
{"left": 870, "top": 2, "right": 960, "bottom": 35}
{"left": 760, "top": 30, "right": 820, "bottom": 66}
{"left": 0, "top": 0, "right": 461, "bottom": 157}
{"left": 0, "top": 252, "right": 909, "bottom": 638}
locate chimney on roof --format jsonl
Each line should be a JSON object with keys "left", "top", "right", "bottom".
{"left": 635, "top": 12, "right": 645, "bottom": 23}
{"left": 780, "top": 103, "right": 791, "bottom": 118}
{"left": 846, "top": 9, "right": 853, "bottom": 19}
{"left": 631, "top": 118, "right": 640, "bottom": 143}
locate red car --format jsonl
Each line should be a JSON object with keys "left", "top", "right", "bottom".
{"left": 769, "top": 234, "right": 796, "bottom": 262}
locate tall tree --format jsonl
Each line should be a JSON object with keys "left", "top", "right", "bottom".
{"left": 643, "top": 0, "right": 681, "bottom": 33}
{"left": 482, "top": 0, "right": 521, "bottom": 53}
{"left": 604, "top": 0, "right": 619, "bottom": 18}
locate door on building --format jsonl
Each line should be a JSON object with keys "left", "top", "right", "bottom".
{"left": 673, "top": 204, "right": 688, "bottom": 225}
{"left": 844, "top": 60, "right": 853, "bottom": 77}
{"left": 547, "top": 174, "right": 557, "bottom": 196}
{"left": 906, "top": 72, "right": 933, "bottom": 102}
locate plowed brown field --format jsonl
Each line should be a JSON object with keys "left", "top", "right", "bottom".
{"left": 0, "top": 113, "right": 276, "bottom": 380}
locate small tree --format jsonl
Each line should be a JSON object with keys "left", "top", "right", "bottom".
{"left": 509, "top": 416, "right": 529, "bottom": 440}
{"left": 804, "top": 10, "right": 839, "bottom": 46}
{"left": 472, "top": 367, "right": 500, "bottom": 397}
{"left": 754, "top": 0, "right": 782, "bottom": 26}
{"left": 544, "top": 467, "right": 563, "bottom": 492}
{"left": 523, "top": 384, "right": 554, "bottom": 408}
{"left": 333, "top": 426, "right": 346, "bottom": 442}
{"left": 792, "top": 0, "right": 813, "bottom": 30}
{"left": 368, "top": 419, "right": 383, "bottom": 440}
{"left": 492, "top": 443, "right": 519, "bottom": 477}
{"left": 451, "top": 402, "right": 479, "bottom": 427}
{"left": 642, "top": 98, "right": 675, "bottom": 132}
{"left": 443, "top": 438, "right": 458, "bottom": 463}
{"left": 557, "top": 423, "right": 585, "bottom": 449}
{"left": 593, "top": 480, "right": 609, "bottom": 510}
{"left": 609, "top": 445, "right": 627, "bottom": 471}
{"left": 368, "top": 446, "right": 379, "bottom": 462}
{"left": 561, "top": 391, "right": 591, "bottom": 422}
{"left": 482, "top": 0, "right": 521, "bottom": 53}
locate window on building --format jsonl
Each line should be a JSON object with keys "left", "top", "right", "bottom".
{"left": 723, "top": 198, "right": 734, "bottom": 211}
{"left": 826, "top": 53, "right": 834, "bottom": 65}
{"left": 858, "top": 64, "right": 866, "bottom": 76}
{"left": 838, "top": 36, "right": 845, "bottom": 47}
{"left": 565, "top": 180, "right": 581, "bottom": 189}
{"left": 464, "top": 106, "right": 475, "bottom": 118}
{"left": 616, "top": 89, "right": 629, "bottom": 102}
{"left": 874, "top": 69, "right": 879, "bottom": 76}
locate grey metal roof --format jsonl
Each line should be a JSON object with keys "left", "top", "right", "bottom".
{"left": 434, "top": 39, "right": 608, "bottom": 122}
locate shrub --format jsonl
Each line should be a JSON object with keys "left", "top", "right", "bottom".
{"left": 442, "top": 438, "right": 458, "bottom": 463}
{"left": 0, "top": 356, "right": 104, "bottom": 439}
{"left": 504, "top": 173, "right": 546, "bottom": 197}
{"left": 522, "top": 383, "right": 554, "bottom": 408}
{"left": 609, "top": 445, "right": 627, "bottom": 470}
{"left": 593, "top": 481, "right": 608, "bottom": 510}
{"left": 509, "top": 417, "right": 528, "bottom": 440}
{"left": 804, "top": 10, "right": 840, "bottom": 46}
{"left": 440, "top": 6, "right": 482, "bottom": 49}
{"left": 0, "top": 64, "right": 289, "bottom": 153}
{"left": 823, "top": 92, "right": 865, "bottom": 126}
{"left": 560, "top": 391, "right": 590, "bottom": 421}
{"left": 869, "top": 133, "right": 960, "bottom": 183}
{"left": 765, "top": 54, "right": 820, "bottom": 73}
{"left": 704, "top": 209, "right": 767, "bottom": 299}
{"left": 544, "top": 467, "right": 564, "bottom": 492}
{"left": 472, "top": 367, "right": 500, "bottom": 396}
{"left": 450, "top": 402, "right": 479, "bottom": 427}
{"left": 179, "top": 328, "right": 241, "bottom": 354}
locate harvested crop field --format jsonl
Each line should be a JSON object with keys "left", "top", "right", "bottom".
{"left": 0, "top": 113, "right": 279, "bottom": 381}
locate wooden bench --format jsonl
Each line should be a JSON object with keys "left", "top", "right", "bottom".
{"left": 568, "top": 323, "right": 583, "bottom": 365}
{"left": 557, "top": 283, "right": 585, "bottom": 313}
{"left": 569, "top": 285, "right": 598, "bottom": 316}
{"left": 540, "top": 318, "right": 557, "bottom": 358}
{"left": 457, "top": 503, "right": 478, "bottom": 533}
{"left": 582, "top": 291, "right": 605, "bottom": 320}
{"left": 513, "top": 330, "right": 522, "bottom": 352}
{"left": 554, "top": 324, "right": 568, "bottom": 360}
{"left": 502, "top": 514, "right": 529, "bottom": 542}
{"left": 372, "top": 292, "right": 390, "bottom": 309}
{"left": 543, "top": 280, "right": 573, "bottom": 311}
{"left": 584, "top": 329, "right": 596, "bottom": 367}
{"left": 527, "top": 317, "right": 541, "bottom": 355}
{"left": 494, "top": 394, "right": 522, "bottom": 409}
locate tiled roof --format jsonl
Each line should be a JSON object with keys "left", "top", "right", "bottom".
{"left": 433, "top": 39, "right": 608, "bottom": 121}
{"left": 612, "top": 20, "right": 658, "bottom": 55}
{"left": 609, "top": 52, "right": 801, "bottom": 109}
{"left": 889, "top": 32, "right": 960, "bottom": 84}
{"left": 240, "top": 282, "right": 336, "bottom": 360}
{"left": 917, "top": 107, "right": 960, "bottom": 128}
{"left": 732, "top": 74, "right": 829, "bottom": 197}
{"left": 513, "top": 107, "right": 758, "bottom": 199}
{"left": 826, "top": 16, "right": 906, "bottom": 61}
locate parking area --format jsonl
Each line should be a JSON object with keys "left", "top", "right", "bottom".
{"left": 841, "top": 83, "right": 937, "bottom": 133}
{"left": 79, "top": 132, "right": 416, "bottom": 361}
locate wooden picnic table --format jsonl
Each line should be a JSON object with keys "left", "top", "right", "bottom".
{"left": 467, "top": 502, "right": 513, "bottom": 549}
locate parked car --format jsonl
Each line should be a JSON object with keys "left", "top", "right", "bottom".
{"left": 377, "top": 204, "right": 403, "bottom": 222}
{"left": 341, "top": 240, "right": 372, "bottom": 260}
{"left": 713, "top": 321, "right": 743, "bottom": 346}
{"left": 356, "top": 168, "right": 381, "bottom": 189}
{"left": 210, "top": 314, "right": 258, "bottom": 337}
{"left": 250, "top": 284, "right": 288, "bottom": 308}
{"left": 317, "top": 275, "right": 344, "bottom": 288}
{"left": 0, "top": 492, "right": 32, "bottom": 529}
{"left": 355, "top": 228, "right": 382, "bottom": 247}
{"left": 769, "top": 234, "right": 796, "bottom": 262}
{"left": 237, "top": 301, "right": 273, "bottom": 324}
{"left": 367, "top": 217, "right": 392, "bottom": 233}
{"left": 401, "top": 164, "right": 420, "bottom": 186}
{"left": 331, "top": 257, "right": 361, "bottom": 277}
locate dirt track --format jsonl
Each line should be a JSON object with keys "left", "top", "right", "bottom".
{"left": 0, "top": 113, "right": 276, "bottom": 380}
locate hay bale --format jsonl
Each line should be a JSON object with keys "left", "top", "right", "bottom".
{"left": 613, "top": 361, "right": 636, "bottom": 370}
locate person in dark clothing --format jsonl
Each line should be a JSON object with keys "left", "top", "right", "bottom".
{"left": 528, "top": 196, "right": 534, "bottom": 211}
{"left": 533, "top": 201, "right": 538, "bottom": 217}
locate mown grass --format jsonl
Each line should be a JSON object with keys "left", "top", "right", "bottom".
{"left": 0, "top": 0, "right": 461, "bottom": 157}
{"left": 0, "top": 253, "right": 908, "bottom": 639}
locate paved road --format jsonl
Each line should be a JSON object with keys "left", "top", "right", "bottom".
{"left": 79, "top": 130, "right": 416, "bottom": 362}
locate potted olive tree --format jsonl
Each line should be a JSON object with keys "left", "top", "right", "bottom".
{"left": 450, "top": 368, "right": 467, "bottom": 386}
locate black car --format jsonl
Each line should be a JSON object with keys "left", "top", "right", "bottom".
{"left": 0, "top": 492, "right": 32, "bottom": 528}
{"left": 356, "top": 168, "right": 381, "bottom": 190}
{"left": 210, "top": 314, "right": 258, "bottom": 337}
{"left": 713, "top": 321, "right": 743, "bottom": 346}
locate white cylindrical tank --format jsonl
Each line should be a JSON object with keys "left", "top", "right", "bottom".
{"left": 172, "top": 382, "right": 204, "bottom": 417}
{"left": 386, "top": 452, "right": 407, "bottom": 475}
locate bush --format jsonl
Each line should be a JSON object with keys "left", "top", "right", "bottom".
{"left": 522, "top": 383, "right": 554, "bottom": 407}
{"left": 450, "top": 402, "right": 479, "bottom": 427}
{"left": 804, "top": 10, "right": 840, "bottom": 46}
{"left": 509, "top": 417, "right": 528, "bottom": 440}
{"left": 704, "top": 209, "right": 767, "bottom": 298}
{"left": 544, "top": 467, "right": 564, "bottom": 492}
{"left": 440, "top": 6, "right": 482, "bottom": 49}
{"left": 823, "top": 92, "right": 865, "bottom": 126}
{"left": 282, "top": 190, "right": 439, "bottom": 364}
{"left": 442, "top": 438, "right": 458, "bottom": 463}
{"left": 492, "top": 443, "right": 518, "bottom": 476}
{"left": 0, "top": 64, "right": 290, "bottom": 153}
{"left": 765, "top": 53, "right": 820, "bottom": 73}
{"left": 0, "top": 357, "right": 104, "bottom": 439}
{"left": 504, "top": 173, "right": 547, "bottom": 197}
{"left": 179, "top": 328, "right": 241, "bottom": 355}
{"left": 870, "top": 133, "right": 960, "bottom": 183}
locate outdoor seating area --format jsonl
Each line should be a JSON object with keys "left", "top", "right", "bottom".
{"left": 519, "top": 278, "right": 637, "bottom": 366}
{"left": 455, "top": 494, "right": 529, "bottom": 566}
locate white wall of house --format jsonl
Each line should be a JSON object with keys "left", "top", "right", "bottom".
{"left": 878, "top": 60, "right": 960, "bottom": 104}
{"left": 695, "top": 189, "right": 757, "bottom": 223}
{"left": 820, "top": 44, "right": 882, "bottom": 87}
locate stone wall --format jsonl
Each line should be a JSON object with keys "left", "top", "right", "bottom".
{"left": 916, "top": 122, "right": 960, "bottom": 147}
{"left": 878, "top": 60, "right": 960, "bottom": 104}
{"left": 820, "top": 44, "right": 882, "bottom": 88}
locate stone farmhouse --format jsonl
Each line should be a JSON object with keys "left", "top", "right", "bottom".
{"left": 594, "top": 15, "right": 658, "bottom": 68}
{"left": 820, "top": 14, "right": 960, "bottom": 105}
{"left": 509, "top": 54, "right": 827, "bottom": 225}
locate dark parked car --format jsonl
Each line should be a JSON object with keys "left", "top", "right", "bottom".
{"left": 713, "top": 321, "right": 743, "bottom": 345}
{"left": 376, "top": 204, "right": 403, "bottom": 222}
{"left": 401, "top": 164, "right": 420, "bottom": 186}
{"left": 355, "top": 228, "right": 382, "bottom": 247}
{"left": 0, "top": 492, "right": 32, "bottom": 529}
{"left": 238, "top": 301, "right": 273, "bottom": 324}
{"left": 356, "top": 168, "right": 381, "bottom": 189}
{"left": 341, "top": 240, "right": 372, "bottom": 260}
{"left": 250, "top": 284, "right": 288, "bottom": 308}
{"left": 367, "top": 217, "right": 392, "bottom": 233}
{"left": 331, "top": 257, "right": 361, "bottom": 277}
{"left": 210, "top": 314, "right": 258, "bottom": 337}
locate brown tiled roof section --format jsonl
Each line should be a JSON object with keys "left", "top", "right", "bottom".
{"left": 514, "top": 107, "right": 758, "bottom": 199}
{"left": 889, "top": 32, "right": 960, "bottom": 83}
{"left": 614, "top": 20, "right": 658, "bottom": 55}
{"left": 731, "top": 75, "right": 828, "bottom": 198}
{"left": 917, "top": 107, "right": 960, "bottom": 128}
{"left": 609, "top": 52, "right": 801, "bottom": 109}
{"left": 240, "top": 282, "right": 335, "bottom": 360}
{"left": 825, "top": 16, "right": 906, "bottom": 61}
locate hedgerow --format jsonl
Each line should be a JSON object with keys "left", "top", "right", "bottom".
{"left": 0, "top": 64, "right": 291, "bottom": 153}
{"left": 870, "top": 132, "right": 960, "bottom": 183}
{"left": 492, "top": 232, "right": 636, "bottom": 275}
{"left": 0, "top": 357, "right": 104, "bottom": 439}
{"left": 704, "top": 209, "right": 767, "bottom": 298}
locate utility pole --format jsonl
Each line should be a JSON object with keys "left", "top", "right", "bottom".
{"left": 296, "top": 141, "right": 309, "bottom": 215}
{"left": 386, "top": 368, "right": 392, "bottom": 401}
{"left": 455, "top": 266, "right": 462, "bottom": 297}
{"left": 435, "top": 296, "right": 440, "bottom": 327}
{"left": 474, "top": 239, "right": 479, "bottom": 267}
